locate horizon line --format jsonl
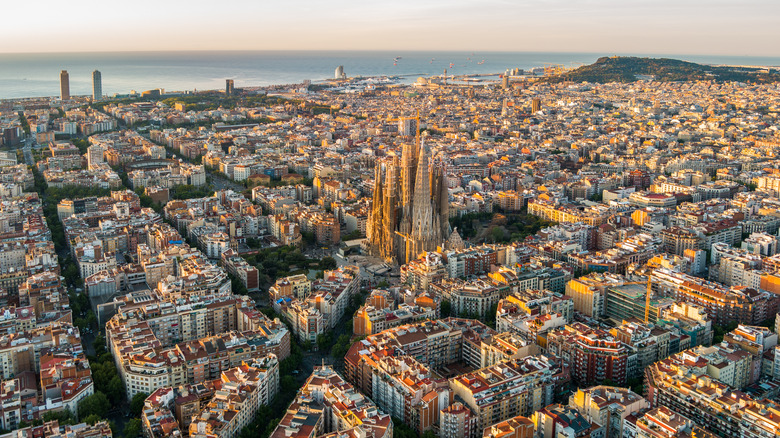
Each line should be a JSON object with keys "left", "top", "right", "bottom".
{"left": 2, "top": 49, "right": 780, "bottom": 58}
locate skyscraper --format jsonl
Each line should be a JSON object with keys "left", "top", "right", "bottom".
{"left": 92, "top": 70, "right": 102, "bottom": 100}
{"left": 226, "top": 79, "right": 235, "bottom": 96}
{"left": 367, "top": 132, "right": 452, "bottom": 264}
{"left": 398, "top": 118, "right": 417, "bottom": 136}
{"left": 532, "top": 98, "right": 542, "bottom": 113}
{"left": 60, "top": 70, "right": 70, "bottom": 100}
{"left": 335, "top": 65, "right": 345, "bottom": 80}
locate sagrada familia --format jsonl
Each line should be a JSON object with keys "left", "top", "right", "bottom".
{"left": 367, "top": 138, "right": 462, "bottom": 264}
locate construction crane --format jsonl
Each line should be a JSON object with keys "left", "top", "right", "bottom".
{"left": 544, "top": 63, "right": 565, "bottom": 76}
{"left": 645, "top": 276, "right": 652, "bottom": 323}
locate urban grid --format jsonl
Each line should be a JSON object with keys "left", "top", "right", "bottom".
{"left": 3, "top": 59, "right": 780, "bottom": 438}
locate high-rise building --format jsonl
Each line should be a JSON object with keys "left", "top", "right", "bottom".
{"left": 60, "top": 70, "right": 70, "bottom": 100}
{"left": 531, "top": 97, "right": 541, "bottom": 113}
{"left": 87, "top": 144, "right": 105, "bottom": 169}
{"left": 225, "top": 79, "right": 234, "bottom": 96}
{"left": 367, "top": 136, "right": 452, "bottom": 264}
{"left": 398, "top": 118, "right": 417, "bottom": 136}
{"left": 92, "top": 70, "right": 102, "bottom": 100}
{"left": 335, "top": 65, "right": 345, "bottom": 79}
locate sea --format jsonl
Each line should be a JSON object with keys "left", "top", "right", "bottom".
{"left": 2, "top": 50, "right": 780, "bottom": 100}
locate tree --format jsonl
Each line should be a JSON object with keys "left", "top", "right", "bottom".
{"left": 485, "top": 303, "right": 498, "bottom": 328}
{"left": 105, "top": 375, "right": 126, "bottom": 404}
{"left": 63, "top": 263, "right": 81, "bottom": 288}
{"left": 43, "top": 408, "right": 74, "bottom": 425}
{"left": 316, "top": 332, "right": 333, "bottom": 351}
{"left": 318, "top": 256, "right": 337, "bottom": 270}
{"left": 123, "top": 419, "right": 142, "bottom": 438}
{"left": 440, "top": 300, "right": 452, "bottom": 318}
{"left": 77, "top": 392, "right": 109, "bottom": 420}
{"left": 342, "top": 230, "right": 363, "bottom": 241}
{"left": 17, "top": 111, "right": 30, "bottom": 135}
{"left": 489, "top": 226, "right": 507, "bottom": 243}
{"left": 391, "top": 418, "right": 419, "bottom": 438}
{"left": 301, "top": 231, "right": 315, "bottom": 245}
{"left": 130, "top": 392, "right": 149, "bottom": 417}
{"left": 86, "top": 312, "right": 97, "bottom": 329}
{"left": 627, "top": 377, "right": 644, "bottom": 395}
{"left": 331, "top": 334, "right": 352, "bottom": 359}
{"left": 713, "top": 321, "right": 739, "bottom": 344}
{"left": 281, "top": 375, "right": 297, "bottom": 393}
{"left": 83, "top": 414, "right": 102, "bottom": 425}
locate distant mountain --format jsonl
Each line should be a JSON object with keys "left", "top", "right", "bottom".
{"left": 545, "top": 56, "right": 780, "bottom": 83}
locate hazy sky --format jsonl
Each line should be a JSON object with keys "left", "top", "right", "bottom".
{"left": 2, "top": 0, "right": 779, "bottom": 55}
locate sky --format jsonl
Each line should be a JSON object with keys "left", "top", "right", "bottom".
{"left": 1, "top": 0, "right": 779, "bottom": 55}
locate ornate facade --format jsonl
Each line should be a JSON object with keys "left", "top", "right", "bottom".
{"left": 368, "top": 140, "right": 451, "bottom": 263}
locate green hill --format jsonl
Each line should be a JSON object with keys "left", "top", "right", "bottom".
{"left": 545, "top": 56, "right": 780, "bottom": 84}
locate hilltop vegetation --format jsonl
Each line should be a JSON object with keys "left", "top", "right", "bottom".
{"left": 546, "top": 56, "right": 780, "bottom": 84}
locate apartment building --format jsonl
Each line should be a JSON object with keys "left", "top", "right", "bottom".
{"left": 370, "top": 355, "right": 449, "bottom": 434}
{"left": 142, "top": 355, "right": 278, "bottom": 438}
{"left": 106, "top": 296, "right": 289, "bottom": 400}
{"left": 188, "top": 356, "right": 279, "bottom": 438}
{"left": 645, "top": 348, "right": 780, "bottom": 437}
{"left": 547, "top": 323, "right": 635, "bottom": 387}
{"left": 441, "top": 401, "right": 479, "bottom": 438}
{"left": 650, "top": 268, "right": 779, "bottom": 326}
{"left": 534, "top": 404, "right": 605, "bottom": 438}
{"left": 268, "top": 366, "right": 392, "bottom": 438}
{"left": 220, "top": 249, "right": 259, "bottom": 291}
{"left": 271, "top": 267, "right": 359, "bottom": 345}
{"left": 568, "top": 386, "right": 648, "bottom": 438}
{"left": 449, "top": 355, "right": 569, "bottom": 432}
{"left": 481, "top": 414, "right": 534, "bottom": 438}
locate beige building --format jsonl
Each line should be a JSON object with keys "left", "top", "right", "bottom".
{"left": 568, "top": 386, "right": 648, "bottom": 438}
{"left": 481, "top": 414, "right": 534, "bottom": 438}
{"left": 449, "top": 356, "right": 568, "bottom": 432}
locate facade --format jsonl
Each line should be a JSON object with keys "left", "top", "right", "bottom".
{"left": 142, "top": 355, "right": 278, "bottom": 438}
{"left": 268, "top": 366, "right": 392, "bottom": 438}
{"left": 270, "top": 267, "right": 359, "bottom": 345}
{"left": 449, "top": 355, "right": 569, "bottom": 432}
{"left": 221, "top": 249, "right": 259, "bottom": 291}
{"left": 481, "top": 414, "right": 534, "bottom": 438}
{"left": 441, "top": 401, "right": 478, "bottom": 438}
{"left": 367, "top": 140, "right": 451, "bottom": 264}
{"left": 534, "top": 404, "right": 604, "bottom": 438}
{"left": 60, "top": 70, "right": 69, "bottom": 100}
{"left": 569, "top": 386, "right": 648, "bottom": 438}
{"left": 225, "top": 79, "right": 234, "bottom": 96}
{"left": 651, "top": 268, "right": 779, "bottom": 326}
{"left": 188, "top": 356, "right": 279, "bottom": 438}
{"left": 92, "top": 70, "right": 102, "bottom": 100}
{"left": 547, "top": 323, "right": 635, "bottom": 387}
{"left": 645, "top": 348, "right": 780, "bottom": 437}
{"left": 106, "top": 295, "right": 289, "bottom": 401}
{"left": 5, "top": 421, "right": 113, "bottom": 438}
{"left": 370, "top": 355, "right": 448, "bottom": 434}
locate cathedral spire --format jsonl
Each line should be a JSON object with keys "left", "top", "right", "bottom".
{"left": 367, "top": 115, "right": 450, "bottom": 264}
